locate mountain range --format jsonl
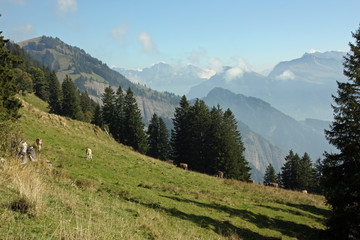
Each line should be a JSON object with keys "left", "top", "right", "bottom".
{"left": 114, "top": 63, "right": 213, "bottom": 95}
{"left": 17, "top": 36, "right": 340, "bottom": 182}
{"left": 188, "top": 51, "right": 346, "bottom": 121}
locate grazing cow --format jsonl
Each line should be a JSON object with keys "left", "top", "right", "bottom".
{"left": 27, "top": 146, "right": 37, "bottom": 162}
{"left": 247, "top": 179, "right": 255, "bottom": 184}
{"left": 267, "top": 182, "right": 279, "bottom": 188}
{"left": 19, "top": 141, "right": 28, "bottom": 164}
{"left": 301, "top": 190, "right": 308, "bottom": 194}
{"left": 179, "top": 163, "right": 188, "bottom": 170}
{"left": 86, "top": 148, "right": 92, "bottom": 160}
{"left": 36, "top": 138, "right": 43, "bottom": 151}
{"left": 60, "top": 121, "right": 66, "bottom": 127}
{"left": 215, "top": 171, "right": 224, "bottom": 178}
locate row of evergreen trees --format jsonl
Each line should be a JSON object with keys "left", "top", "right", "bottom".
{"left": 171, "top": 96, "right": 251, "bottom": 180}
{"left": 263, "top": 150, "right": 322, "bottom": 194}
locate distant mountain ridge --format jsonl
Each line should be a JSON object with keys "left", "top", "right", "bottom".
{"left": 114, "top": 62, "right": 212, "bottom": 95}
{"left": 188, "top": 51, "right": 347, "bottom": 120}
{"left": 202, "top": 87, "right": 336, "bottom": 160}
{"left": 18, "top": 36, "right": 180, "bottom": 125}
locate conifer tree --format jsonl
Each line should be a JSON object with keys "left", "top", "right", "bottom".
{"left": 48, "top": 71, "right": 62, "bottom": 114}
{"left": 281, "top": 150, "right": 301, "bottom": 190}
{"left": 298, "top": 152, "right": 313, "bottom": 190}
{"left": 147, "top": 113, "right": 160, "bottom": 158}
{"left": 61, "top": 75, "right": 84, "bottom": 120}
{"left": 114, "top": 86, "right": 125, "bottom": 143}
{"left": 263, "top": 164, "right": 276, "bottom": 185}
{"left": 91, "top": 104, "right": 103, "bottom": 127}
{"left": 124, "top": 88, "right": 148, "bottom": 154}
{"left": 29, "top": 66, "right": 49, "bottom": 101}
{"left": 171, "top": 95, "right": 191, "bottom": 165}
{"left": 102, "top": 86, "right": 116, "bottom": 134}
{"left": 0, "top": 30, "right": 22, "bottom": 121}
{"left": 158, "top": 117, "right": 170, "bottom": 160}
{"left": 322, "top": 25, "right": 360, "bottom": 239}
{"left": 80, "top": 91, "right": 94, "bottom": 122}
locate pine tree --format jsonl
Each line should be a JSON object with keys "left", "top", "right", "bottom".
{"left": 322, "top": 25, "right": 360, "bottom": 239}
{"left": 171, "top": 95, "right": 191, "bottom": 165}
{"left": 29, "top": 66, "right": 49, "bottom": 101}
{"left": 281, "top": 150, "right": 301, "bottom": 190}
{"left": 298, "top": 152, "right": 314, "bottom": 191}
{"left": 114, "top": 86, "right": 125, "bottom": 143}
{"left": 124, "top": 88, "right": 148, "bottom": 154}
{"left": 48, "top": 71, "right": 62, "bottom": 114}
{"left": 0, "top": 30, "right": 22, "bottom": 122}
{"left": 102, "top": 86, "right": 116, "bottom": 134}
{"left": 61, "top": 75, "right": 84, "bottom": 120}
{"left": 91, "top": 104, "right": 103, "bottom": 127}
{"left": 263, "top": 164, "right": 276, "bottom": 185}
{"left": 147, "top": 113, "right": 160, "bottom": 158}
{"left": 220, "top": 109, "right": 250, "bottom": 180}
{"left": 80, "top": 91, "right": 94, "bottom": 122}
{"left": 158, "top": 117, "right": 170, "bottom": 161}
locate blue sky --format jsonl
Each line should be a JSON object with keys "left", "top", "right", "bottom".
{"left": 1, "top": 0, "right": 360, "bottom": 72}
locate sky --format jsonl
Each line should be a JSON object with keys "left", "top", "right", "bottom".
{"left": 1, "top": 0, "right": 360, "bottom": 73}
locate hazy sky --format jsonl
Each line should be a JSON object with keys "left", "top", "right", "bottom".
{"left": 1, "top": 0, "right": 360, "bottom": 72}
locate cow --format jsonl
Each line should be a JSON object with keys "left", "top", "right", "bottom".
{"left": 179, "top": 163, "right": 188, "bottom": 170}
{"left": 267, "top": 182, "right": 279, "bottom": 188}
{"left": 19, "top": 141, "right": 28, "bottom": 164}
{"left": 27, "top": 146, "right": 37, "bottom": 162}
{"left": 86, "top": 148, "right": 92, "bottom": 160}
{"left": 247, "top": 179, "right": 255, "bottom": 184}
{"left": 301, "top": 190, "right": 308, "bottom": 194}
{"left": 215, "top": 171, "right": 224, "bottom": 178}
{"left": 36, "top": 138, "right": 43, "bottom": 151}
{"left": 60, "top": 121, "right": 66, "bottom": 127}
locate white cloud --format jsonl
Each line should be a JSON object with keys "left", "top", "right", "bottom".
{"left": 110, "top": 24, "right": 129, "bottom": 43}
{"left": 12, "top": 23, "right": 34, "bottom": 41}
{"left": 208, "top": 57, "right": 223, "bottom": 73}
{"left": 225, "top": 67, "right": 244, "bottom": 82}
{"left": 231, "top": 56, "right": 251, "bottom": 72}
{"left": 198, "top": 68, "right": 216, "bottom": 79}
{"left": 138, "top": 31, "right": 157, "bottom": 53}
{"left": 57, "top": 0, "right": 77, "bottom": 14}
{"left": 309, "top": 49, "right": 321, "bottom": 54}
{"left": 275, "top": 70, "right": 296, "bottom": 80}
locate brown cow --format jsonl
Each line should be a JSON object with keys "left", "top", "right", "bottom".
{"left": 179, "top": 163, "right": 188, "bottom": 170}
{"left": 247, "top": 179, "right": 255, "bottom": 184}
{"left": 267, "top": 182, "right": 279, "bottom": 188}
{"left": 215, "top": 171, "right": 224, "bottom": 178}
{"left": 60, "top": 121, "right": 66, "bottom": 127}
{"left": 36, "top": 138, "right": 43, "bottom": 151}
{"left": 86, "top": 148, "right": 92, "bottom": 160}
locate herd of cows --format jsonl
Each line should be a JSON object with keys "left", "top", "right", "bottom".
{"left": 10, "top": 137, "right": 308, "bottom": 193}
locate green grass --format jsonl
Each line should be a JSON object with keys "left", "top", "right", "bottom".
{"left": 0, "top": 94, "right": 330, "bottom": 239}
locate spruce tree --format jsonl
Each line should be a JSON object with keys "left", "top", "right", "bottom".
{"left": 171, "top": 95, "right": 191, "bottom": 165}
{"left": 147, "top": 113, "right": 160, "bottom": 158}
{"left": 102, "top": 86, "right": 116, "bottom": 134}
{"left": 80, "top": 91, "right": 93, "bottom": 122}
{"left": 298, "top": 152, "right": 313, "bottom": 191}
{"left": 114, "top": 86, "right": 125, "bottom": 143}
{"left": 322, "top": 25, "right": 360, "bottom": 239}
{"left": 263, "top": 164, "right": 276, "bottom": 185}
{"left": 48, "top": 71, "right": 62, "bottom": 114}
{"left": 0, "top": 30, "right": 22, "bottom": 121}
{"left": 124, "top": 88, "right": 148, "bottom": 154}
{"left": 29, "top": 66, "right": 49, "bottom": 101}
{"left": 61, "top": 75, "right": 84, "bottom": 120}
{"left": 91, "top": 104, "right": 103, "bottom": 127}
{"left": 158, "top": 117, "right": 170, "bottom": 160}
{"left": 281, "top": 150, "right": 301, "bottom": 190}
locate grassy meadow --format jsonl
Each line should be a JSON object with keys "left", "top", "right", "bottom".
{"left": 0, "top": 94, "right": 330, "bottom": 239}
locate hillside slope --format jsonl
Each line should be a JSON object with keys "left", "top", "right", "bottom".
{"left": 17, "top": 36, "right": 179, "bottom": 125}
{"left": 0, "top": 94, "right": 329, "bottom": 239}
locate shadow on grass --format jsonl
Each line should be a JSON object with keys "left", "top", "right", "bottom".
{"left": 159, "top": 195, "right": 323, "bottom": 240}
{"left": 284, "top": 203, "right": 331, "bottom": 219}
{"left": 132, "top": 199, "right": 280, "bottom": 240}
{"left": 257, "top": 204, "right": 326, "bottom": 222}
